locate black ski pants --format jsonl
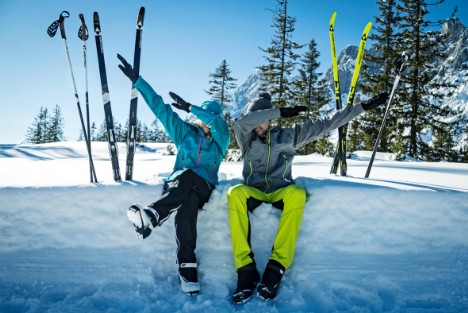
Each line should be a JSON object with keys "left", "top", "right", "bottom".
{"left": 147, "top": 169, "right": 213, "bottom": 264}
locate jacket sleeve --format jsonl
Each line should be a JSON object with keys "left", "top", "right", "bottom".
{"left": 133, "top": 76, "right": 191, "bottom": 146}
{"left": 294, "top": 104, "right": 365, "bottom": 148}
{"left": 190, "top": 105, "right": 230, "bottom": 154}
{"left": 233, "top": 108, "right": 281, "bottom": 152}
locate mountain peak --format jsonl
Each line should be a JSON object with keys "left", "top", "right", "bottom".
{"left": 441, "top": 17, "right": 465, "bottom": 37}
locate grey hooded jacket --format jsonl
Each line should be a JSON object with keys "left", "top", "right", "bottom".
{"left": 233, "top": 104, "right": 365, "bottom": 193}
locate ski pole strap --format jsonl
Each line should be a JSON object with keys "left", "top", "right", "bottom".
{"left": 47, "top": 11, "right": 70, "bottom": 39}
{"left": 78, "top": 13, "right": 89, "bottom": 41}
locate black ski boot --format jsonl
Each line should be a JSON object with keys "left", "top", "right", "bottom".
{"left": 232, "top": 262, "right": 260, "bottom": 304}
{"left": 179, "top": 263, "right": 200, "bottom": 295}
{"left": 127, "top": 204, "right": 159, "bottom": 239}
{"left": 257, "top": 260, "right": 285, "bottom": 301}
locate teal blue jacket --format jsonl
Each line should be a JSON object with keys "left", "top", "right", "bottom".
{"left": 134, "top": 77, "right": 230, "bottom": 185}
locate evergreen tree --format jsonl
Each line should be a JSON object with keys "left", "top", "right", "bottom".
{"left": 205, "top": 60, "right": 237, "bottom": 108}
{"left": 48, "top": 105, "right": 65, "bottom": 142}
{"left": 25, "top": 107, "right": 48, "bottom": 144}
{"left": 25, "top": 106, "right": 65, "bottom": 144}
{"left": 258, "top": 0, "right": 303, "bottom": 119}
{"left": 395, "top": 0, "right": 456, "bottom": 160}
{"left": 293, "top": 39, "right": 330, "bottom": 155}
{"left": 90, "top": 122, "right": 97, "bottom": 141}
{"left": 205, "top": 60, "right": 238, "bottom": 149}
{"left": 359, "top": 0, "right": 401, "bottom": 152}
{"left": 114, "top": 121, "right": 125, "bottom": 142}
{"left": 96, "top": 119, "right": 109, "bottom": 141}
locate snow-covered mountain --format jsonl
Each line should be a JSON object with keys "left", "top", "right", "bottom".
{"left": 436, "top": 18, "right": 468, "bottom": 150}
{"left": 231, "top": 69, "right": 263, "bottom": 119}
{"left": 229, "top": 18, "right": 467, "bottom": 150}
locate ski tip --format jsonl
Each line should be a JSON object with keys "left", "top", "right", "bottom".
{"left": 364, "top": 21, "right": 373, "bottom": 32}
{"left": 330, "top": 12, "right": 337, "bottom": 24}
{"left": 138, "top": 7, "right": 145, "bottom": 25}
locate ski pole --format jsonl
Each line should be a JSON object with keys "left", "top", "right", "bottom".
{"left": 48, "top": 11, "right": 98, "bottom": 183}
{"left": 365, "top": 52, "right": 408, "bottom": 178}
{"left": 78, "top": 13, "right": 97, "bottom": 183}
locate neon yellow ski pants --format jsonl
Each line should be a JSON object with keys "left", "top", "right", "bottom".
{"left": 227, "top": 183, "right": 306, "bottom": 270}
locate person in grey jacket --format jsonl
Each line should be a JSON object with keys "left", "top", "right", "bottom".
{"left": 227, "top": 91, "right": 389, "bottom": 303}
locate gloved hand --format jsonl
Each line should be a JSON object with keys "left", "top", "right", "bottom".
{"left": 361, "top": 92, "right": 389, "bottom": 111}
{"left": 117, "top": 54, "right": 138, "bottom": 83}
{"left": 169, "top": 91, "right": 191, "bottom": 113}
{"left": 279, "top": 106, "right": 307, "bottom": 118}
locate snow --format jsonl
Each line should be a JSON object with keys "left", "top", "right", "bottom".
{"left": 1, "top": 141, "right": 467, "bottom": 313}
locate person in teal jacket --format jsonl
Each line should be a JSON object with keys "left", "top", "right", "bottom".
{"left": 117, "top": 54, "right": 230, "bottom": 295}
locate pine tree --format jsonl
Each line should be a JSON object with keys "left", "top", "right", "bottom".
{"left": 25, "top": 105, "right": 66, "bottom": 144}
{"left": 48, "top": 105, "right": 65, "bottom": 142}
{"left": 395, "top": 0, "right": 456, "bottom": 160}
{"left": 90, "top": 122, "right": 97, "bottom": 141}
{"left": 293, "top": 39, "right": 330, "bottom": 155}
{"left": 205, "top": 59, "right": 238, "bottom": 149}
{"left": 258, "top": 0, "right": 303, "bottom": 118}
{"left": 205, "top": 60, "right": 237, "bottom": 108}
{"left": 25, "top": 107, "right": 48, "bottom": 144}
{"left": 96, "top": 119, "right": 109, "bottom": 142}
{"left": 359, "top": 0, "right": 401, "bottom": 153}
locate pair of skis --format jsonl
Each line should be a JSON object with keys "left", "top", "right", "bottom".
{"left": 48, "top": 8, "right": 145, "bottom": 182}
{"left": 94, "top": 7, "right": 145, "bottom": 181}
{"left": 329, "top": 12, "right": 372, "bottom": 176}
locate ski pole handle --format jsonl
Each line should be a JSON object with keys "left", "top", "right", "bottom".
{"left": 59, "top": 11, "right": 70, "bottom": 39}
{"left": 78, "top": 13, "right": 89, "bottom": 41}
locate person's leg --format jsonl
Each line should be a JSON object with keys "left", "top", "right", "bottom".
{"left": 128, "top": 170, "right": 210, "bottom": 239}
{"left": 227, "top": 184, "right": 267, "bottom": 269}
{"left": 227, "top": 184, "right": 267, "bottom": 304}
{"left": 257, "top": 184, "right": 306, "bottom": 300}
{"left": 268, "top": 184, "right": 306, "bottom": 269}
{"left": 171, "top": 171, "right": 213, "bottom": 294}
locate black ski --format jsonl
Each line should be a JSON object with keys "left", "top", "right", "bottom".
{"left": 125, "top": 7, "right": 145, "bottom": 181}
{"left": 365, "top": 52, "right": 408, "bottom": 178}
{"left": 93, "top": 12, "right": 121, "bottom": 181}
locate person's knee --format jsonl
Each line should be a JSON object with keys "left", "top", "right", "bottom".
{"left": 227, "top": 184, "right": 249, "bottom": 202}
{"left": 284, "top": 186, "right": 306, "bottom": 210}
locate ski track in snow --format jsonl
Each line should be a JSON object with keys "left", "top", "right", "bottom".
{"left": 0, "top": 142, "right": 467, "bottom": 313}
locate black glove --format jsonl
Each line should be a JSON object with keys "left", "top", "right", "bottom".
{"left": 169, "top": 91, "right": 191, "bottom": 113}
{"left": 117, "top": 54, "right": 138, "bottom": 83}
{"left": 279, "top": 106, "right": 307, "bottom": 118}
{"left": 361, "top": 92, "right": 389, "bottom": 111}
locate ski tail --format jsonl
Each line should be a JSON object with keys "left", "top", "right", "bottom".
{"left": 125, "top": 7, "right": 145, "bottom": 181}
{"left": 94, "top": 12, "right": 121, "bottom": 181}
{"left": 330, "top": 19, "right": 372, "bottom": 176}
{"left": 365, "top": 52, "right": 408, "bottom": 178}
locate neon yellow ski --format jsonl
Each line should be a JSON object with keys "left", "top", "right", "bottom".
{"left": 329, "top": 14, "right": 372, "bottom": 176}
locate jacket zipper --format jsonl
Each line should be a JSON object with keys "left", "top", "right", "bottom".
{"left": 264, "top": 129, "right": 271, "bottom": 192}
{"left": 209, "top": 159, "right": 217, "bottom": 183}
{"left": 196, "top": 134, "right": 206, "bottom": 167}
{"left": 246, "top": 158, "right": 253, "bottom": 186}
{"left": 282, "top": 154, "right": 289, "bottom": 179}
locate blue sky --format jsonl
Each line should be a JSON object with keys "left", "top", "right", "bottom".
{"left": 0, "top": 0, "right": 466, "bottom": 144}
